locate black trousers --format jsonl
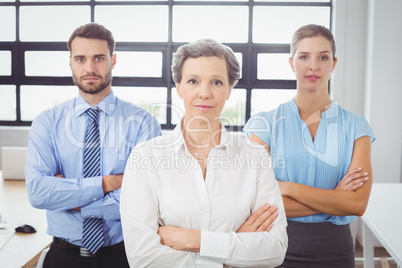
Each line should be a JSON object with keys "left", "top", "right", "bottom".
{"left": 44, "top": 240, "right": 130, "bottom": 268}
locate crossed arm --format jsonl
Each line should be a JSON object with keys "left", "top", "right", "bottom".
{"left": 54, "top": 174, "right": 123, "bottom": 212}
{"left": 25, "top": 115, "right": 123, "bottom": 215}
{"left": 249, "top": 134, "right": 373, "bottom": 218}
{"left": 158, "top": 134, "right": 372, "bottom": 255}
{"left": 158, "top": 203, "right": 279, "bottom": 252}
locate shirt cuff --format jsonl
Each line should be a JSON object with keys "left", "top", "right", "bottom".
{"left": 81, "top": 176, "right": 104, "bottom": 218}
{"left": 199, "top": 230, "right": 231, "bottom": 260}
{"left": 81, "top": 202, "right": 103, "bottom": 219}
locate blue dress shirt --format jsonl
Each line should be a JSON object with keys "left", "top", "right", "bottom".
{"left": 25, "top": 90, "right": 161, "bottom": 246}
{"left": 243, "top": 99, "right": 375, "bottom": 225}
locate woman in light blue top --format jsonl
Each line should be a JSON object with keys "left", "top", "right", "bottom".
{"left": 243, "top": 24, "right": 375, "bottom": 267}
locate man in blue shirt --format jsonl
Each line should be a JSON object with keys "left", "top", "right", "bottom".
{"left": 25, "top": 23, "right": 161, "bottom": 267}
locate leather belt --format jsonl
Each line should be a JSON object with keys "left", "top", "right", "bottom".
{"left": 52, "top": 237, "right": 125, "bottom": 258}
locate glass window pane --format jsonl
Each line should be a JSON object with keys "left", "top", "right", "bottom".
{"left": 20, "top": 86, "right": 78, "bottom": 121}
{"left": 172, "top": 88, "right": 245, "bottom": 125}
{"left": 20, "top": 6, "right": 90, "bottom": 41}
{"left": 258, "top": 53, "right": 294, "bottom": 80}
{"left": 0, "top": 51, "right": 12, "bottom": 76}
{"left": 171, "top": 87, "right": 183, "bottom": 125}
{"left": 0, "top": 0, "right": 15, "bottom": 2}
{"left": 0, "top": 85, "right": 16, "bottom": 121}
{"left": 251, "top": 89, "right": 296, "bottom": 116}
{"left": 221, "top": 89, "right": 246, "bottom": 126}
{"left": 21, "top": 0, "right": 86, "bottom": 2}
{"left": 114, "top": 52, "right": 162, "bottom": 77}
{"left": 113, "top": 87, "right": 167, "bottom": 124}
{"left": 234, "top": 52, "right": 243, "bottom": 79}
{"left": 0, "top": 7, "right": 15, "bottom": 41}
{"left": 255, "top": 0, "right": 329, "bottom": 2}
{"left": 95, "top": 6, "right": 168, "bottom": 42}
{"left": 176, "top": 0, "right": 246, "bottom": 1}
{"left": 173, "top": 6, "right": 248, "bottom": 43}
{"left": 253, "top": 6, "right": 330, "bottom": 43}
{"left": 25, "top": 51, "right": 71, "bottom": 77}
{"left": 97, "top": 0, "right": 164, "bottom": 1}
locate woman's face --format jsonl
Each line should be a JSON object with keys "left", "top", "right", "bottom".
{"left": 289, "top": 36, "right": 337, "bottom": 93}
{"left": 176, "top": 56, "right": 232, "bottom": 123}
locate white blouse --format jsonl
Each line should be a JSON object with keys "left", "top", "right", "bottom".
{"left": 120, "top": 123, "right": 288, "bottom": 268}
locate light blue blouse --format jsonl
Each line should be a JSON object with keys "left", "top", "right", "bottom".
{"left": 243, "top": 98, "right": 375, "bottom": 225}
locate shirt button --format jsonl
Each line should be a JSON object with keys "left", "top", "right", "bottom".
{"left": 93, "top": 198, "right": 97, "bottom": 201}
{"left": 91, "top": 216, "right": 95, "bottom": 218}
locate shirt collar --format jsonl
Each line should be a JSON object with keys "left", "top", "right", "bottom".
{"left": 173, "top": 122, "right": 186, "bottom": 155}
{"left": 322, "top": 101, "right": 338, "bottom": 119}
{"left": 173, "top": 119, "right": 231, "bottom": 155}
{"left": 74, "top": 90, "right": 116, "bottom": 118}
{"left": 289, "top": 98, "right": 302, "bottom": 124}
{"left": 290, "top": 97, "right": 337, "bottom": 121}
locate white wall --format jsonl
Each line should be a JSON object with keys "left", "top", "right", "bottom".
{"left": 331, "top": 0, "right": 368, "bottom": 116}
{"left": 331, "top": 0, "right": 402, "bottom": 247}
{"left": 332, "top": 0, "right": 402, "bottom": 183}
{"left": 365, "top": 0, "right": 402, "bottom": 183}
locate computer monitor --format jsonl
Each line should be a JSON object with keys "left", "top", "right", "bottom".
{"left": 0, "top": 146, "right": 27, "bottom": 180}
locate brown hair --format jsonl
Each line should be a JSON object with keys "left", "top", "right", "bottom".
{"left": 67, "top": 23, "right": 115, "bottom": 56}
{"left": 290, "top": 24, "right": 336, "bottom": 59}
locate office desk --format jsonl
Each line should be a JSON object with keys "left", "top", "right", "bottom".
{"left": 0, "top": 172, "right": 51, "bottom": 268}
{"left": 361, "top": 183, "right": 402, "bottom": 268}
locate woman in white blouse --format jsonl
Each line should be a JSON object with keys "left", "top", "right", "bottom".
{"left": 120, "top": 39, "right": 288, "bottom": 268}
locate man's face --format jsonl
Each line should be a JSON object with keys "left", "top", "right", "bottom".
{"left": 69, "top": 37, "right": 116, "bottom": 95}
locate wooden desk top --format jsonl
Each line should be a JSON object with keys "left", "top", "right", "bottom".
{"left": 0, "top": 173, "right": 52, "bottom": 268}
{"left": 361, "top": 183, "right": 402, "bottom": 266}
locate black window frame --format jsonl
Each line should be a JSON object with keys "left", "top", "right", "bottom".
{"left": 0, "top": 0, "right": 332, "bottom": 131}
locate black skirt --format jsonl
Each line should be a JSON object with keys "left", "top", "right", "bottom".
{"left": 277, "top": 220, "right": 355, "bottom": 268}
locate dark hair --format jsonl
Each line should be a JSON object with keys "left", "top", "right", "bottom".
{"left": 172, "top": 39, "right": 240, "bottom": 87}
{"left": 291, "top": 24, "right": 336, "bottom": 59}
{"left": 67, "top": 23, "right": 115, "bottom": 56}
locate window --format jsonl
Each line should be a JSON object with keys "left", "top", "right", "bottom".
{"left": 0, "top": 0, "right": 331, "bottom": 130}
